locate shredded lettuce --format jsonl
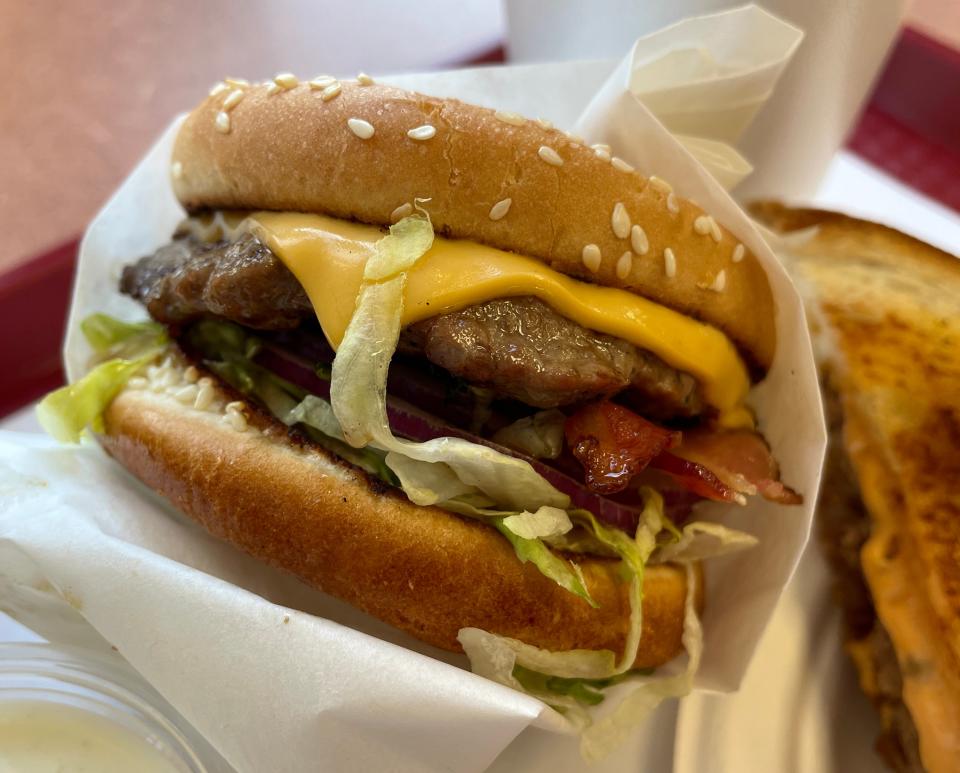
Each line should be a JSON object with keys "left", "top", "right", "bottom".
{"left": 363, "top": 216, "right": 435, "bottom": 281}
{"left": 651, "top": 521, "right": 758, "bottom": 563}
{"left": 80, "top": 313, "right": 166, "bottom": 354}
{"left": 284, "top": 394, "right": 344, "bottom": 440}
{"left": 502, "top": 506, "right": 571, "bottom": 540}
{"left": 384, "top": 451, "right": 480, "bottom": 505}
{"left": 456, "top": 489, "right": 713, "bottom": 762}
{"left": 512, "top": 666, "right": 648, "bottom": 707}
{"left": 187, "top": 320, "right": 396, "bottom": 483}
{"left": 490, "top": 409, "right": 566, "bottom": 459}
{"left": 579, "top": 562, "right": 703, "bottom": 762}
{"left": 38, "top": 313, "right": 168, "bottom": 443}
{"left": 460, "top": 561, "right": 704, "bottom": 763}
{"left": 330, "top": 219, "right": 569, "bottom": 513}
{"left": 458, "top": 488, "right": 668, "bottom": 682}
{"left": 493, "top": 517, "right": 596, "bottom": 608}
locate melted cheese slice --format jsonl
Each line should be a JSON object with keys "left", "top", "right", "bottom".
{"left": 244, "top": 211, "right": 752, "bottom": 418}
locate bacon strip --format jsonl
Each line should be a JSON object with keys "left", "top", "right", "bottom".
{"left": 649, "top": 452, "right": 745, "bottom": 504}
{"left": 565, "top": 402, "right": 802, "bottom": 506}
{"left": 668, "top": 428, "right": 803, "bottom": 505}
{"left": 564, "top": 401, "right": 679, "bottom": 495}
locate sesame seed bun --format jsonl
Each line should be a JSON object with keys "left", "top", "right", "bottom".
{"left": 98, "top": 353, "right": 697, "bottom": 667}
{"left": 172, "top": 79, "right": 775, "bottom": 372}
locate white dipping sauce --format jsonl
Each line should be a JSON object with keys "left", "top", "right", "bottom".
{"left": 0, "top": 700, "right": 182, "bottom": 773}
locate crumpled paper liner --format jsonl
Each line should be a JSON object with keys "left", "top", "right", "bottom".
{"left": 1, "top": 7, "right": 825, "bottom": 772}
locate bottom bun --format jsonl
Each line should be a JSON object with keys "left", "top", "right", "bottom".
{"left": 99, "top": 358, "right": 696, "bottom": 669}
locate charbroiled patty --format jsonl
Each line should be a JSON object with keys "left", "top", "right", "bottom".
{"left": 121, "top": 234, "right": 704, "bottom": 417}
{"left": 400, "top": 297, "right": 702, "bottom": 417}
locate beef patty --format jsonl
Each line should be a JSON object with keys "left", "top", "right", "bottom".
{"left": 121, "top": 233, "right": 704, "bottom": 417}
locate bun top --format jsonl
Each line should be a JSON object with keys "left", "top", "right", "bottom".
{"left": 172, "top": 77, "right": 776, "bottom": 371}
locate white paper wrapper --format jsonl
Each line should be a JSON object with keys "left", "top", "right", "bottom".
{"left": 0, "top": 9, "right": 826, "bottom": 771}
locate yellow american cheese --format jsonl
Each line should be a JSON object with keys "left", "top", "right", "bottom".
{"left": 247, "top": 211, "right": 752, "bottom": 419}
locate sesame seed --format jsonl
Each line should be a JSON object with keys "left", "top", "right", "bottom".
{"left": 709, "top": 219, "right": 722, "bottom": 243}
{"left": 667, "top": 193, "right": 680, "bottom": 214}
{"left": 611, "top": 157, "right": 634, "bottom": 173}
{"left": 708, "top": 269, "right": 727, "bottom": 292}
{"left": 390, "top": 203, "right": 413, "bottom": 222}
{"left": 265, "top": 82, "right": 282, "bottom": 96}
{"left": 649, "top": 176, "right": 672, "bottom": 194}
{"left": 194, "top": 384, "right": 215, "bottom": 411}
{"left": 565, "top": 132, "right": 584, "bottom": 144}
{"left": 321, "top": 82, "right": 342, "bottom": 101}
{"left": 222, "top": 89, "right": 244, "bottom": 111}
{"left": 357, "top": 72, "right": 374, "bottom": 86}
{"left": 663, "top": 247, "right": 677, "bottom": 278}
{"left": 226, "top": 411, "right": 248, "bottom": 432}
{"left": 171, "top": 161, "right": 183, "bottom": 180}
{"left": 732, "top": 243, "right": 746, "bottom": 263}
{"left": 226, "top": 400, "right": 245, "bottom": 413}
{"left": 215, "top": 111, "right": 231, "bottom": 133}
{"left": 184, "top": 365, "right": 199, "bottom": 383}
{"left": 611, "top": 202, "right": 631, "bottom": 239}
{"left": 494, "top": 110, "right": 526, "bottom": 127}
{"left": 347, "top": 117, "right": 375, "bottom": 139}
{"left": 594, "top": 148, "right": 611, "bottom": 162}
{"left": 582, "top": 244, "right": 602, "bottom": 272}
{"left": 274, "top": 72, "right": 298, "bottom": 89}
{"left": 538, "top": 146, "right": 564, "bottom": 166}
{"left": 591, "top": 143, "right": 611, "bottom": 153}
{"left": 209, "top": 82, "right": 229, "bottom": 97}
{"left": 694, "top": 215, "right": 712, "bottom": 235}
{"left": 224, "top": 77, "right": 250, "bottom": 88}
{"left": 407, "top": 124, "right": 436, "bottom": 141}
{"left": 631, "top": 224, "right": 649, "bottom": 255}
{"left": 174, "top": 384, "right": 199, "bottom": 405}
{"left": 536, "top": 118, "right": 554, "bottom": 130}
{"left": 616, "top": 251, "right": 633, "bottom": 280}
{"left": 309, "top": 76, "right": 336, "bottom": 90}
{"left": 489, "top": 198, "right": 512, "bottom": 221}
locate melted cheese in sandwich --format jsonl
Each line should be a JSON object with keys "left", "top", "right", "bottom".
{"left": 230, "top": 211, "right": 752, "bottom": 421}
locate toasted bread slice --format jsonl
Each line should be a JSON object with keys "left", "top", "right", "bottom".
{"left": 753, "top": 203, "right": 960, "bottom": 773}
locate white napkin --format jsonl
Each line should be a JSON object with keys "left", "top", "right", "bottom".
{"left": 1, "top": 9, "right": 826, "bottom": 771}
{"left": 575, "top": 6, "right": 802, "bottom": 190}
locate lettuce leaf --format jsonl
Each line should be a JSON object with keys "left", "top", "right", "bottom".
{"left": 39, "top": 313, "right": 168, "bottom": 443}
{"left": 651, "top": 521, "right": 758, "bottom": 563}
{"left": 502, "top": 506, "right": 571, "bottom": 540}
{"left": 186, "top": 320, "right": 397, "bottom": 484}
{"left": 490, "top": 409, "right": 566, "bottom": 459}
{"left": 461, "top": 561, "right": 704, "bottom": 763}
{"left": 384, "top": 451, "right": 480, "bottom": 505}
{"left": 362, "top": 216, "right": 434, "bottom": 281}
{"left": 579, "top": 562, "right": 703, "bottom": 762}
{"left": 493, "top": 517, "right": 596, "bottom": 608}
{"left": 330, "top": 222, "right": 569, "bottom": 513}
{"left": 37, "top": 352, "right": 160, "bottom": 442}
{"left": 512, "top": 666, "right": 649, "bottom": 707}
{"left": 81, "top": 313, "right": 166, "bottom": 354}
{"left": 284, "top": 394, "right": 344, "bottom": 440}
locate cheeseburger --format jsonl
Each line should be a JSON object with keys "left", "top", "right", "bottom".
{"left": 41, "top": 76, "right": 800, "bottom": 719}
